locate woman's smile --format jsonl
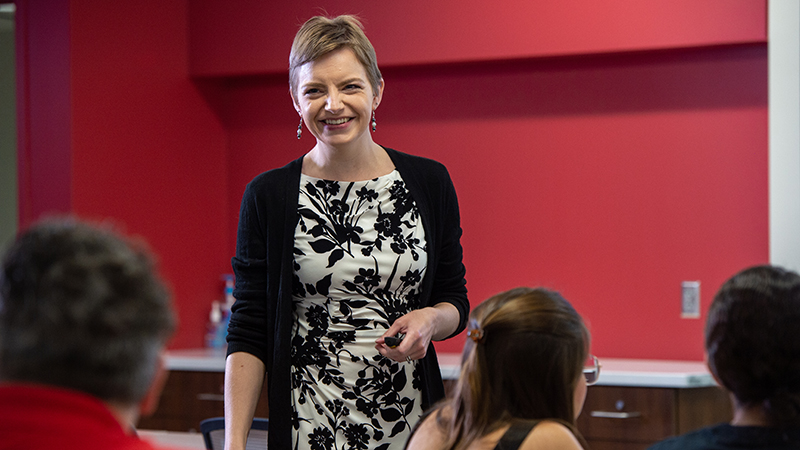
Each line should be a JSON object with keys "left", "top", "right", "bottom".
{"left": 322, "top": 117, "right": 353, "bottom": 126}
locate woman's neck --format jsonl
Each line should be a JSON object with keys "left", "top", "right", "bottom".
{"left": 304, "top": 141, "right": 393, "bottom": 181}
{"left": 731, "top": 398, "right": 770, "bottom": 427}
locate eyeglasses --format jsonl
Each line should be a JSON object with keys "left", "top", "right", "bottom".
{"left": 583, "top": 355, "right": 601, "bottom": 386}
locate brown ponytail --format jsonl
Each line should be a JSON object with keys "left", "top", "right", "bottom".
{"left": 423, "top": 287, "right": 590, "bottom": 450}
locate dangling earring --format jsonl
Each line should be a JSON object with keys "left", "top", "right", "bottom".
{"left": 371, "top": 110, "right": 377, "bottom": 132}
{"left": 296, "top": 117, "right": 303, "bottom": 139}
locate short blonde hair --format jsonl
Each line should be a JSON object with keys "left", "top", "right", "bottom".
{"left": 289, "top": 15, "right": 382, "bottom": 98}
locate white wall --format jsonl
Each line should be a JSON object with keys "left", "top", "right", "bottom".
{"left": 769, "top": 0, "right": 800, "bottom": 272}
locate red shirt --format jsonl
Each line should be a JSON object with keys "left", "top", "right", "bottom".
{"left": 0, "top": 383, "right": 180, "bottom": 450}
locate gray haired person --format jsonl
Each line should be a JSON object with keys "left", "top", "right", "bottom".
{"left": 0, "top": 219, "right": 180, "bottom": 450}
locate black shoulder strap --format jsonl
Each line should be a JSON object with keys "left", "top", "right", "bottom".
{"left": 492, "top": 421, "right": 538, "bottom": 450}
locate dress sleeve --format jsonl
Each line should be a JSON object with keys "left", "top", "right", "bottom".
{"left": 227, "top": 178, "right": 271, "bottom": 366}
{"left": 428, "top": 168, "right": 469, "bottom": 339}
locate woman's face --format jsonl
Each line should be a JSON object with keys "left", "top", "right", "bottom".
{"left": 292, "top": 47, "right": 384, "bottom": 150}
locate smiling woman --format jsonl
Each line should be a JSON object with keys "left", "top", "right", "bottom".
{"left": 223, "top": 15, "right": 470, "bottom": 450}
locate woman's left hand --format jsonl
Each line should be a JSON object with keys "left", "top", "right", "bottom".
{"left": 375, "top": 303, "right": 459, "bottom": 363}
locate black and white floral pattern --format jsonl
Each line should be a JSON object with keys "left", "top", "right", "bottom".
{"left": 291, "top": 170, "right": 427, "bottom": 450}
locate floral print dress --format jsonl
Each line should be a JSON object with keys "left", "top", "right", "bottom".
{"left": 291, "top": 170, "right": 427, "bottom": 450}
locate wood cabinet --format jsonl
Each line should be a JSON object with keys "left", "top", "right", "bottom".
{"left": 137, "top": 370, "right": 269, "bottom": 432}
{"left": 142, "top": 351, "right": 729, "bottom": 447}
{"left": 577, "top": 385, "right": 732, "bottom": 449}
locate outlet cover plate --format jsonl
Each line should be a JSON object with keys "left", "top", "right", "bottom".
{"left": 681, "top": 281, "right": 701, "bottom": 318}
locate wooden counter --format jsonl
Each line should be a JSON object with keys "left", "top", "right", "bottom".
{"left": 574, "top": 359, "right": 730, "bottom": 450}
{"left": 144, "top": 349, "right": 731, "bottom": 447}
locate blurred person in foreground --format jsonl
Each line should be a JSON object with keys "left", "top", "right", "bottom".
{"left": 0, "top": 219, "right": 179, "bottom": 450}
{"left": 405, "top": 287, "right": 595, "bottom": 450}
{"left": 648, "top": 265, "right": 800, "bottom": 450}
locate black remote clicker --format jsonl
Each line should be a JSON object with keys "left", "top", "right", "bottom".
{"left": 384, "top": 333, "right": 405, "bottom": 348}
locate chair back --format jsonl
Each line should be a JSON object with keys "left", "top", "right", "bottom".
{"left": 199, "top": 417, "right": 268, "bottom": 450}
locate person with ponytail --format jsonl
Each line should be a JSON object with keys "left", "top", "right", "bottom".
{"left": 648, "top": 265, "right": 800, "bottom": 449}
{"left": 405, "top": 287, "right": 595, "bottom": 450}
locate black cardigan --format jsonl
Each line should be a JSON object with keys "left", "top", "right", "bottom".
{"left": 227, "top": 147, "right": 469, "bottom": 449}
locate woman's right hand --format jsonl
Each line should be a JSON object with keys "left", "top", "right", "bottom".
{"left": 375, "top": 303, "right": 460, "bottom": 363}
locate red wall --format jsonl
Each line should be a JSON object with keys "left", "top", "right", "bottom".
{"left": 15, "top": 0, "right": 72, "bottom": 223}
{"left": 199, "top": 1, "right": 768, "bottom": 360}
{"left": 18, "top": 1, "right": 768, "bottom": 359}
{"left": 218, "top": 46, "right": 768, "bottom": 360}
{"left": 189, "top": 0, "right": 765, "bottom": 75}
{"left": 17, "top": 0, "right": 229, "bottom": 348}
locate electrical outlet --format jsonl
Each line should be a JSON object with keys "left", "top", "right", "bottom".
{"left": 681, "top": 281, "right": 700, "bottom": 318}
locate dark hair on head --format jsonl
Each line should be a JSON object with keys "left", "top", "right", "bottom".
{"left": 706, "top": 265, "right": 800, "bottom": 428}
{"left": 0, "top": 218, "right": 176, "bottom": 405}
{"left": 289, "top": 15, "right": 382, "bottom": 98}
{"left": 432, "top": 287, "right": 590, "bottom": 449}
